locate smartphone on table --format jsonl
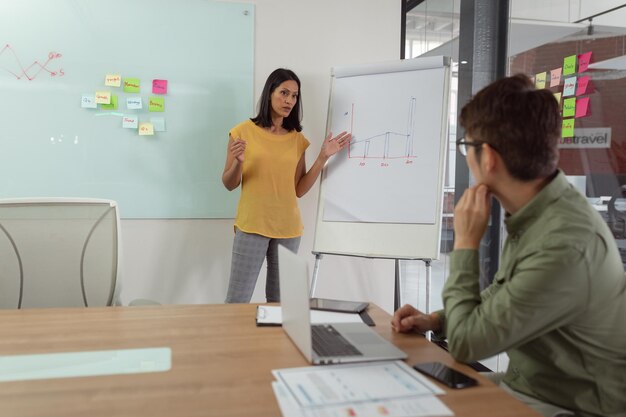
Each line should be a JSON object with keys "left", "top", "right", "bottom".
{"left": 309, "top": 298, "right": 369, "bottom": 313}
{"left": 413, "top": 362, "right": 478, "bottom": 389}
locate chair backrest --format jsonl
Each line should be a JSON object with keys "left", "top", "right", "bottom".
{"left": 0, "top": 198, "right": 121, "bottom": 308}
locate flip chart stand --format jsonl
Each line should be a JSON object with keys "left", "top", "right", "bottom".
{"left": 309, "top": 252, "right": 433, "bottom": 313}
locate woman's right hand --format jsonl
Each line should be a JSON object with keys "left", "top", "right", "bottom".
{"left": 230, "top": 138, "right": 246, "bottom": 163}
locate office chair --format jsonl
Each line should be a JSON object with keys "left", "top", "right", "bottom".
{"left": 0, "top": 198, "right": 121, "bottom": 308}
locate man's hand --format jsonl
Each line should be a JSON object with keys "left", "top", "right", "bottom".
{"left": 453, "top": 184, "right": 492, "bottom": 250}
{"left": 391, "top": 304, "right": 440, "bottom": 334}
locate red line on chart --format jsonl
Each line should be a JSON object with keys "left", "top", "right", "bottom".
{"left": 346, "top": 97, "right": 417, "bottom": 160}
{"left": 0, "top": 44, "right": 65, "bottom": 80}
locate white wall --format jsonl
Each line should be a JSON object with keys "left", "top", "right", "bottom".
{"left": 120, "top": 0, "right": 402, "bottom": 313}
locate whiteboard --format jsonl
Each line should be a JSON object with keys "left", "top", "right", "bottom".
{"left": 0, "top": 0, "right": 254, "bottom": 218}
{"left": 313, "top": 56, "right": 450, "bottom": 259}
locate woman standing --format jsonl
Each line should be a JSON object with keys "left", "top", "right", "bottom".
{"left": 222, "top": 68, "right": 350, "bottom": 303}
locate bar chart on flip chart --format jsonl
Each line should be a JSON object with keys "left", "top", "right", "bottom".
{"left": 323, "top": 61, "right": 447, "bottom": 225}
{"left": 314, "top": 56, "right": 451, "bottom": 259}
{"left": 344, "top": 97, "right": 418, "bottom": 161}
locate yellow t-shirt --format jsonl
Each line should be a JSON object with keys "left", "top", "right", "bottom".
{"left": 229, "top": 120, "right": 310, "bottom": 238}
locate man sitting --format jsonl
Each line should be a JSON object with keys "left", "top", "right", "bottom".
{"left": 393, "top": 74, "right": 626, "bottom": 417}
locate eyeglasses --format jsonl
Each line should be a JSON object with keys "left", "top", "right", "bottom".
{"left": 456, "top": 137, "right": 497, "bottom": 156}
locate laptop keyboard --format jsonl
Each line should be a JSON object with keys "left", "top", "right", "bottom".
{"left": 312, "top": 324, "right": 363, "bottom": 357}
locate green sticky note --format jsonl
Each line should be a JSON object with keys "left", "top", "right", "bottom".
{"left": 563, "top": 97, "right": 576, "bottom": 118}
{"left": 149, "top": 97, "right": 165, "bottom": 112}
{"left": 563, "top": 55, "right": 577, "bottom": 75}
{"left": 100, "top": 94, "right": 118, "bottom": 110}
{"left": 123, "top": 78, "right": 140, "bottom": 93}
{"left": 562, "top": 118, "right": 575, "bottom": 137}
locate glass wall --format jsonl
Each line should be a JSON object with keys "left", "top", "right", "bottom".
{"left": 508, "top": 5, "right": 626, "bottom": 267}
{"left": 403, "top": 0, "right": 626, "bottom": 372}
{"left": 402, "top": 0, "right": 460, "bottom": 313}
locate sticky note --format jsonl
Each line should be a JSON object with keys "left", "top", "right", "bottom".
{"left": 139, "top": 122, "right": 155, "bottom": 136}
{"left": 81, "top": 94, "right": 97, "bottom": 108}
{"left": 123, "top": 78, "right": 140, "bottom": 93}
{"left": 562, "top": 119, "right": 575, "bottom": 137}
{"left": 576, "top": 76, "right": 591, "bottom": 96}
{"left": 578, "top": 51, "right": 592, "bottom": 72}
{"left": 127, "top": 97, "right": 143, "bottom": 110}
{"left": 535, "top": 72, "right": 547, "bottom": 89}
{"left": 563, "top": 97, "right": 576, "bottom": 118}
{"left": 553, "top": 92, "right": 562, "bottom": 106}
{"left": 100, "top": 94, "right": 118, "bottom": 110}
{"left": 563, "top": 55, "right": 577, "bottom": 75}
{"left": 105, "top": 74, "right": 121, "bottom": 87}
{"left": 152, "top": 79, "right": 168, "bottom": 94}
{"left": 563, "top": 76, "right": 576, "bottom": 97}
{"left": 550, "top": 68, "right": 562, "bottom": 87}
{"left": 0, "top": 347, "right": 171, "bottom": 382}
{"left": 95, "top": 91, "right": 111, "bottom": 104}
{"left": 575, "top": 97, "right": 590, "bottom": 118}
{"left": 150, "top": 117, "right": 166, "bottom": 132}
{"left": 122, "top": 115, "right": 139, "bottom": 129}
{"left": 149, "top": 97, "right": 165, "bottom": 112}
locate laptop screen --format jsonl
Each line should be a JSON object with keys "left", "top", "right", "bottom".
{"left": 278, "top": 245, "right": 313, "bottom": 361}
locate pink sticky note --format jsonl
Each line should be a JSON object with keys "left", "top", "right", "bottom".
{"left": 578, "top": 51, "right": 592, "bottom": 72}
{"left": 550, "top": 68, "right": 562, "bottom": 87}
{"left": 575, "top": 97, "right": 590, "bottom": 118}
{"left": 152, "top": 79, "right": 168, "bottom": 94}
{"left": 576, "top": 76, "right": 591, "bottom": 96}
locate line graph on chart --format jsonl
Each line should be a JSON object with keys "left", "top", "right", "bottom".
{"left": 0, "top": 44, "right": 64, "bottom": 80}
{"left": 342, "top": 97, "right": 417, "bottom": 160}
{"left": 324, "top": 66, "right": 446, "bottom": 224}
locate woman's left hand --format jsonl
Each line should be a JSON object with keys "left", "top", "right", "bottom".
{"left": 320, "top": 131, "right": 352, "bottom": 160}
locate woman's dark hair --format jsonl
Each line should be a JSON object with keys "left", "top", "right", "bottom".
{"left": 251, "top": 68, "right": 303, "bottom": 132}
{"left": 460, "top": 74, "right": 560, "bottom": 181}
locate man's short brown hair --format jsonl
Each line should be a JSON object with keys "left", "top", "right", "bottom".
{"left": 459, "top": 74, "right": 560, "bottom": 181}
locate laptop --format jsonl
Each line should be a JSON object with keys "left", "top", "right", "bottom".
{"left": 278, "top": 245, "right": 407, "bottom": 365}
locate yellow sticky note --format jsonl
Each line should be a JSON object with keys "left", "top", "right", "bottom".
{"left": 101, "top": 94, "right": 118, "bottom": 110}
{"left": 139, "top": 122, "right": 155, "bottom": 136}
{"left": 105, "top": 74, "right": 121, "bottom": 87}
{"left": 95, "top": 91, "right": 111, "bottom": 104}
{"left": 535, "top": 72, "right": 547, "bottom": 89}
{"left": 562, "top": 119, "right": 575, "bottom": 138}
{"left": 553, "top": 92, "right": 562, "bottom": 106}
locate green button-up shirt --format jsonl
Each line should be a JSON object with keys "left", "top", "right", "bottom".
{"left": 442, "top": 171, "right": 626, "bottom": 416}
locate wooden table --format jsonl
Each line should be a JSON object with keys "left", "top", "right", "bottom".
{"left": 0, "top": 304, "right": 540, "bottom": 416}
